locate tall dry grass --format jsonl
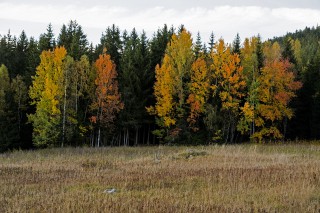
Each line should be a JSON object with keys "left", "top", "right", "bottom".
{"left": 1, "top": 144, "right": 320, "bottom": 212}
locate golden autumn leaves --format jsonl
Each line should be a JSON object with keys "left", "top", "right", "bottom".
{"left": 28, "top": 28, "right": 301, "bottom": 145}
{"left": 149, "top": 29, "right": 301, "bottom": 142}
{"left": 29, "top": 47, "right": 67, "bottom": 146}
{"left": 29, "top": 47, "right": 123, "bottom": 147}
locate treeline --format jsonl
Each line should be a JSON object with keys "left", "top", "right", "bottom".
{"left": 0, "top": 21, "right": 318, "bottom": 151}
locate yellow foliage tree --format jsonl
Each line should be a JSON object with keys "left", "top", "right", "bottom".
{"left": 147, "top": 29, "right": 194, "bottom": 140}
{"left": 29, "top": 47, "right": 67, "bottom": 147}
{"left": 187, "top": 57, "right": 210, "bottom": 131}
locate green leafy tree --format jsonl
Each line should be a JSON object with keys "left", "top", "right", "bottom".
{"left": 238, "top": 37, "right": 262, "bottom": 139}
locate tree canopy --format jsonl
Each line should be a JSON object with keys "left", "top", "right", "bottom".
{"left": 1, "top": 21, "right": 318, "bottom": 151}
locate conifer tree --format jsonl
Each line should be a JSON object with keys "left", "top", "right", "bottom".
{"left": 58, "top": 20, "right": 88, "bottom": 60}
{"left": 208, "top": 32, "right": 215, "bottom": 52}
{"left": 39, "top": 23, "right": 56, "bottom": 52}
{"left": 232, "top": 33, "right": 241, "bottom": 55}
{"left": 194, "top": 32, "right": 203, "bottom": 58}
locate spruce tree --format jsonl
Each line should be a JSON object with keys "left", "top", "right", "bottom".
{"left": 39, "top": 23, "right": 55, "bottom": 52}
{"left": 232, "top": 33, "right": 241, "bottom": 55}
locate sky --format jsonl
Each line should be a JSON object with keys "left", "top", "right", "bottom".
{"left": 0, "top": 0, "right": 320, "bottom": 44}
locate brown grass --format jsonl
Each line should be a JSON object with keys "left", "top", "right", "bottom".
{"left": 1, "top": 144, "right": 320, "bottom": 212}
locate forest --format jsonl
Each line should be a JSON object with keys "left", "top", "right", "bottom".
{"left": 0, "top": 20, "right": 320, "bottom": 151}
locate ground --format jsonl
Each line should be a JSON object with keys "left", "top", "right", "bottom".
{"left": 1, "top": 143, "right": 320, "bottom": 212}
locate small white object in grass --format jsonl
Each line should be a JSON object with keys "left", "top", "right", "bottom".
{"left": 104, "top": 188, "right": 116, "bottom": 194}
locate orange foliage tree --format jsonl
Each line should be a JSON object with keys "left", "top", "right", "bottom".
{"left": 252, "top": 42, "right": 302, "bottom": 141}
{"left": 90, "top": 53, "right": 123, "bottom": 147}
{"left": 242, "top": 42, "right": 302, "bottom": 142}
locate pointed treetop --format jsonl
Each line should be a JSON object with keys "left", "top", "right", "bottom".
{"left": 232, "top": 33, "right": 241, "bottom": 55}
{"left": 208, "top": 32, "right": 215, "bottom": 52}
{"left": 194, "top": 32, "right": 203, "bottom": 58}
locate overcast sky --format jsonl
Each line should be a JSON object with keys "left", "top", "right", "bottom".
{"left": 0, "top": 0, "right": 319, "bottom": 44}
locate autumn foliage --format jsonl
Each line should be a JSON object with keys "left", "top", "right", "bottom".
{"left": 22, "top": 26, "right": 303, "bottom": 146}
{"left": 90, "top": 53, "right": 123, "bottom": 146}
{"left": 187, "top": 57, "right": 210, "bottom": 131}
{"left": 149, "top": 31, "right": 302, "bottom": 143}
{"left": 252, "top": 42, "right": 302, "bottom": 141}
{"left": 28, "top": 47, "right": 67, "bottom": 147}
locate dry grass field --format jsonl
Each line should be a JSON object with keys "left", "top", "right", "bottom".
{"left": 1, "top": 143, "right": 320, "bottom": 212}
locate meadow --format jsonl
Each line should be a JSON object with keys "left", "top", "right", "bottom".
{"left": 1, "top": 143, "right": 320, "bottom": 212}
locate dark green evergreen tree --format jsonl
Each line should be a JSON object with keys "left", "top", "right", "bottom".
{"left": 0, "top": 31, "right": 17, "bottom": 75}
{"left": 194, "top": 32, "right": 203, "bottom": 58}
{"left": 58, "top": 20, "right": 88, "bottom": 60}
{"left": 256, "top": 34, "right": 264, "bottom": 71}
{"left": 25, "top": 37, "right": 40, "bottom": 86}
{"left": 208, "top": 32, "right": 215, "bottom": 52}
{"left": 39, "top": 23, "right": 55, "bottom": 52}
{"left": 14, "top": 31, "right": 29, "bottom": 77}
{"left": 282, "top": 37, "right": 296, "bottom": 64}
{"left": 118, "top": 29, "right": 153, "bottom": 145}
{"left": 149, "top": 24, "right": 173, "bottom": 70}
{"left": 98, "top": 24, "right": 122, "bottom": 68}
{"left": 232, "top": 33, "right": 241, "bottom": 55}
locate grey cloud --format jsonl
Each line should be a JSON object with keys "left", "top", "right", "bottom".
{"left": 3, "top": 0, "right": 320, "bottom": 9}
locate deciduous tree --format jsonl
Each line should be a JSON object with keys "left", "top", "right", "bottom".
{"left": 187, "top": 57, "right": 210, "bottom": 131}
{"left": 90, "top": 53, "right": 123, "bottom": 147}
{"left": 148, "top": 29, "right": 194, "bottom": 141}
{"left": 28, "top": 47, "right": 67, "bottom": 147}
{"left": 210, "top": 39, "right": 246, "bottom": 142}
{"left": 252, "top": 42, "right": 302, "bottom": 141}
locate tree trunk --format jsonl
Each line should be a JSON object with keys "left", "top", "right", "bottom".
{"left": 123, "top": 129, "right": 125, "bottom": 146}
{"left": 97, "top": 106, "right": 103, "bottom": 147}
{"left": 135, "top": 127, "right": 139, "bottom": 146}
{"left": 147, "top": 124, "right": 150, "bottom": 145}
{"left": 97, "top": 126, "right": 101, "bottom": 147}
{"left": 127, "top": 128, "right": 129, "bottom": 146}
{"left": 142, "top": 126, "right": 145, "bottom": 145}
{"left": 75, "top": 81, "right": 78, "bottom": 115}
{"left": 153, "top": 125, "right": 156, "bottom": 145}
{"left": 90, "top": 130, "right": 94, "bottom": 147}
{"left": 283, "top": 117, "right": 287, "bottom": 141}
{"left": 62, "top": 82, "right": 67, "bottom": 148}
{"left": 17, "top": 86, "right": 21, "bottom": 135}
